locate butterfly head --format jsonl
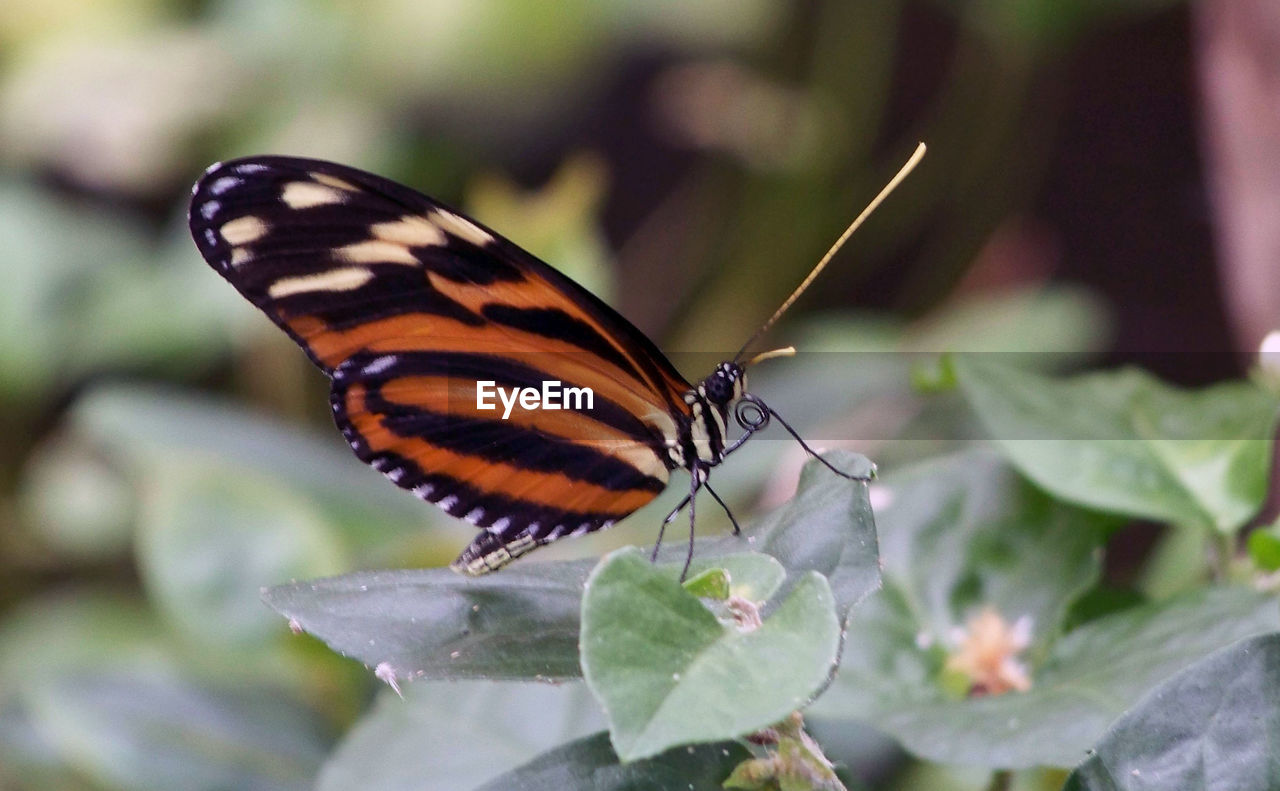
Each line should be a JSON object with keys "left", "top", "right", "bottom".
{"left": 701, "top": 362, "right": 747, "bottom": 408}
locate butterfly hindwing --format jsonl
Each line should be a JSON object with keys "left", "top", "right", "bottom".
{"left": 189, "top": 156, "right": 694, "bottom": 573}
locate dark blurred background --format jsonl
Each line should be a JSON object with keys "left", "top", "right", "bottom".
{"left": 1, "top": 1, "right": 1277, "bottom": 789}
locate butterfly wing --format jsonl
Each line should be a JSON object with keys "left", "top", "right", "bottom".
{"left": 189, "top": 156, "right": 693, "bottom": 573}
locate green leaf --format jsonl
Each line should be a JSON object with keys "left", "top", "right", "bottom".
{"left": 0, "top": 592, "right": 166, "bottom": 693}
{"left": 1064, "top": 634, "right": 1280, "bottom": 791}
{"left": 136, "top": 462, "right": 347, "bottom": 646}
{"left": 265, "top": 561, "right": 594, "bottom": 682}
{"left": 0, "top": 182, "right": 153, "bottom": 400}
{"left": 57, "top": 243, "right": 235, "bottom": 380}
{"left": 1137, "top": 521, "right": 1212, "bottom": 599}
{"left": 0, "top": 591, "right": 159, "bottom": 778}
{"left": 695, "top": 451, "right": 878, "bottom": 621}
{"left": 69, "top": 384, "right": 434, "bottom": 554}
{"left": 581, "top": 548, "right": 840, "bottom": 761}
{"left": 683, "top": 553, "right": 787, "bottom": 602}
{"left": 818, "top": 585, "right": 1280, "bottom": 769}
{"left": 474, "top": 731, "right": 750, "bottom": 790}
{"left": 909, "top": 354, "right": 958, "bottom": 393}
{"left": 0, "top": 702, "right": 100, "bottom": 791}
{"left": 0, "top": 182, "right": 241, "bottom": 401}
{"left": 682, "top": 568, "right": 731, "bottom": 600}
{"left": 0, "top": 592, "right": 170, "bottom": 782}
{"left": 0, "top": 590, "right": 346, "bottom": 788}
{"left": 811, "top": 451, "right": 1280, "bottom": 767}
{"left": 317, "top": 681, "right": 605, "bottom": 791}
{"left": 856, "top": 449, "right": 1107, "bottom": 662}
{"left": 903, "top": 285, "right": 1112, "bottom": 357}
{"left": 24, "top": 670, "right": 330, "bottom": 791}
{"left": 1247, "top": 522, "right": 1280, "bottom": 572}
{"left": 263, "top": 452, "right": 877, "bottom": 683}
{"left": 18, "top": 435, "right": 135, "bottom": 560}
{"left": 955, "top": 356, "right": 1280, "bottom": 533}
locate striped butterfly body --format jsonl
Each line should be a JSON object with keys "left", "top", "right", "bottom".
{"left": 189, "top": 156, "right": 760, "bottom": 575}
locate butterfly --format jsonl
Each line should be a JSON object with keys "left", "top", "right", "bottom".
{"left": 188, "top": 146, "right": 923, "bottom": 577}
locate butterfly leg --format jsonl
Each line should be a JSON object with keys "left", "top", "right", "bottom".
{"left": 703, "top": 481, "right": 740, "bottom": 535}
{"left": 680, "top": 470, "right": 702, "bottom": 582}
{"left": 737, "top": 394, "right": 875, "bottom": 481}
{"left": 651, "top": 476, "right": 737, "bottom": 565}
{"left": 651, "top": 492, "right": 693, "bottom": 562}
{"left": 770, "top": 407, "right": 873, "bottom": 480}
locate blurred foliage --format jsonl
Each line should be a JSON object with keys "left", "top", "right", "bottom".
{"left": 1, "top": 0, "right": 1277, "bottom": 789}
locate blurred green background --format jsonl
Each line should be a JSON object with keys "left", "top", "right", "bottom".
{"left": 1, "top": 0, "right": 1276, "bottom": 788}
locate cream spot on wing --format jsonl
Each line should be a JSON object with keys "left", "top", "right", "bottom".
{"left": 645, "top": 409, "right": 679, "bottom": 444}
{"left": 372, "top": 215, "right": 447, "bottom": 248}
{"left": 309, "top": 171, "right": 359, "bottom": 191}
{"left": 431, "top": 209, "right": 493, "bottom": 246}
{"left": 281, "top": 181, "right": 346, "bottom": 209}
{"left": 335, "top": 239, "right": 419, "bottom": 265}
{"left": 220, "top": 215, "right": 268, "bottom": 245}
{"left": 267, "top": 267, "right": 373, "bottom": 298}
{"left": 209, "top": 176, "right": 240, "bottom": 195}
{"left": 361, "top": 355, "right": 398, "bottom": 376}
{"left": 579, "top": 440, "right": 668, "bottom": 483}
{"left": 229, "top": 247, "right": 253, "bottom": 267}
{"left": 631, "top": 447, "right": 670, "bottom": 481}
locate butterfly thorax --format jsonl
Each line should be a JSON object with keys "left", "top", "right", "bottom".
{"left": 670, "top": 362, "right": 746, "bottom": 470}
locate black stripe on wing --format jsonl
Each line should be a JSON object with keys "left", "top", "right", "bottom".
{"left": 188, "top": 156, "right": 690, "bottom": 402}
{"left": 333, "top": 351, "right": 669, "bottom": 493}
{"left": 340, "top": 350, "right": 666, "bottom": 446}
{"left": 350, "top": 452, "right": 621, "bottom": 575}
{"left": 188, "top": 156, "right": 697, "bottom": 574}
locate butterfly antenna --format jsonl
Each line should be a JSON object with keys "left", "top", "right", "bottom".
{"left": 734, "top": 142, "right": 926, "bottom": 362}
{"left": 746, "top": 346, "right": 796, "bottom": 367}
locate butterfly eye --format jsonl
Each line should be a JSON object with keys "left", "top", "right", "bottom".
{"left": 703, "top": 371, "right": 736, "bottom": 405}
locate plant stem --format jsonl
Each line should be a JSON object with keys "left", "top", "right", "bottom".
{"left": 1209, "top": 530, "right": 1235, "bottom": 582}
{"left": 986, "top": 769, "right": 1013, "bottom": 791}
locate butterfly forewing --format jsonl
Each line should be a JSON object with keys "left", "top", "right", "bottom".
{"left": 189, "top": 156, "right": 693, "bottom": 573}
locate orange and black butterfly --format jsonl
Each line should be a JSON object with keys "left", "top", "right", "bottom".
{"left": 189, "top": 147, "right": 922, "bottom": 576}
